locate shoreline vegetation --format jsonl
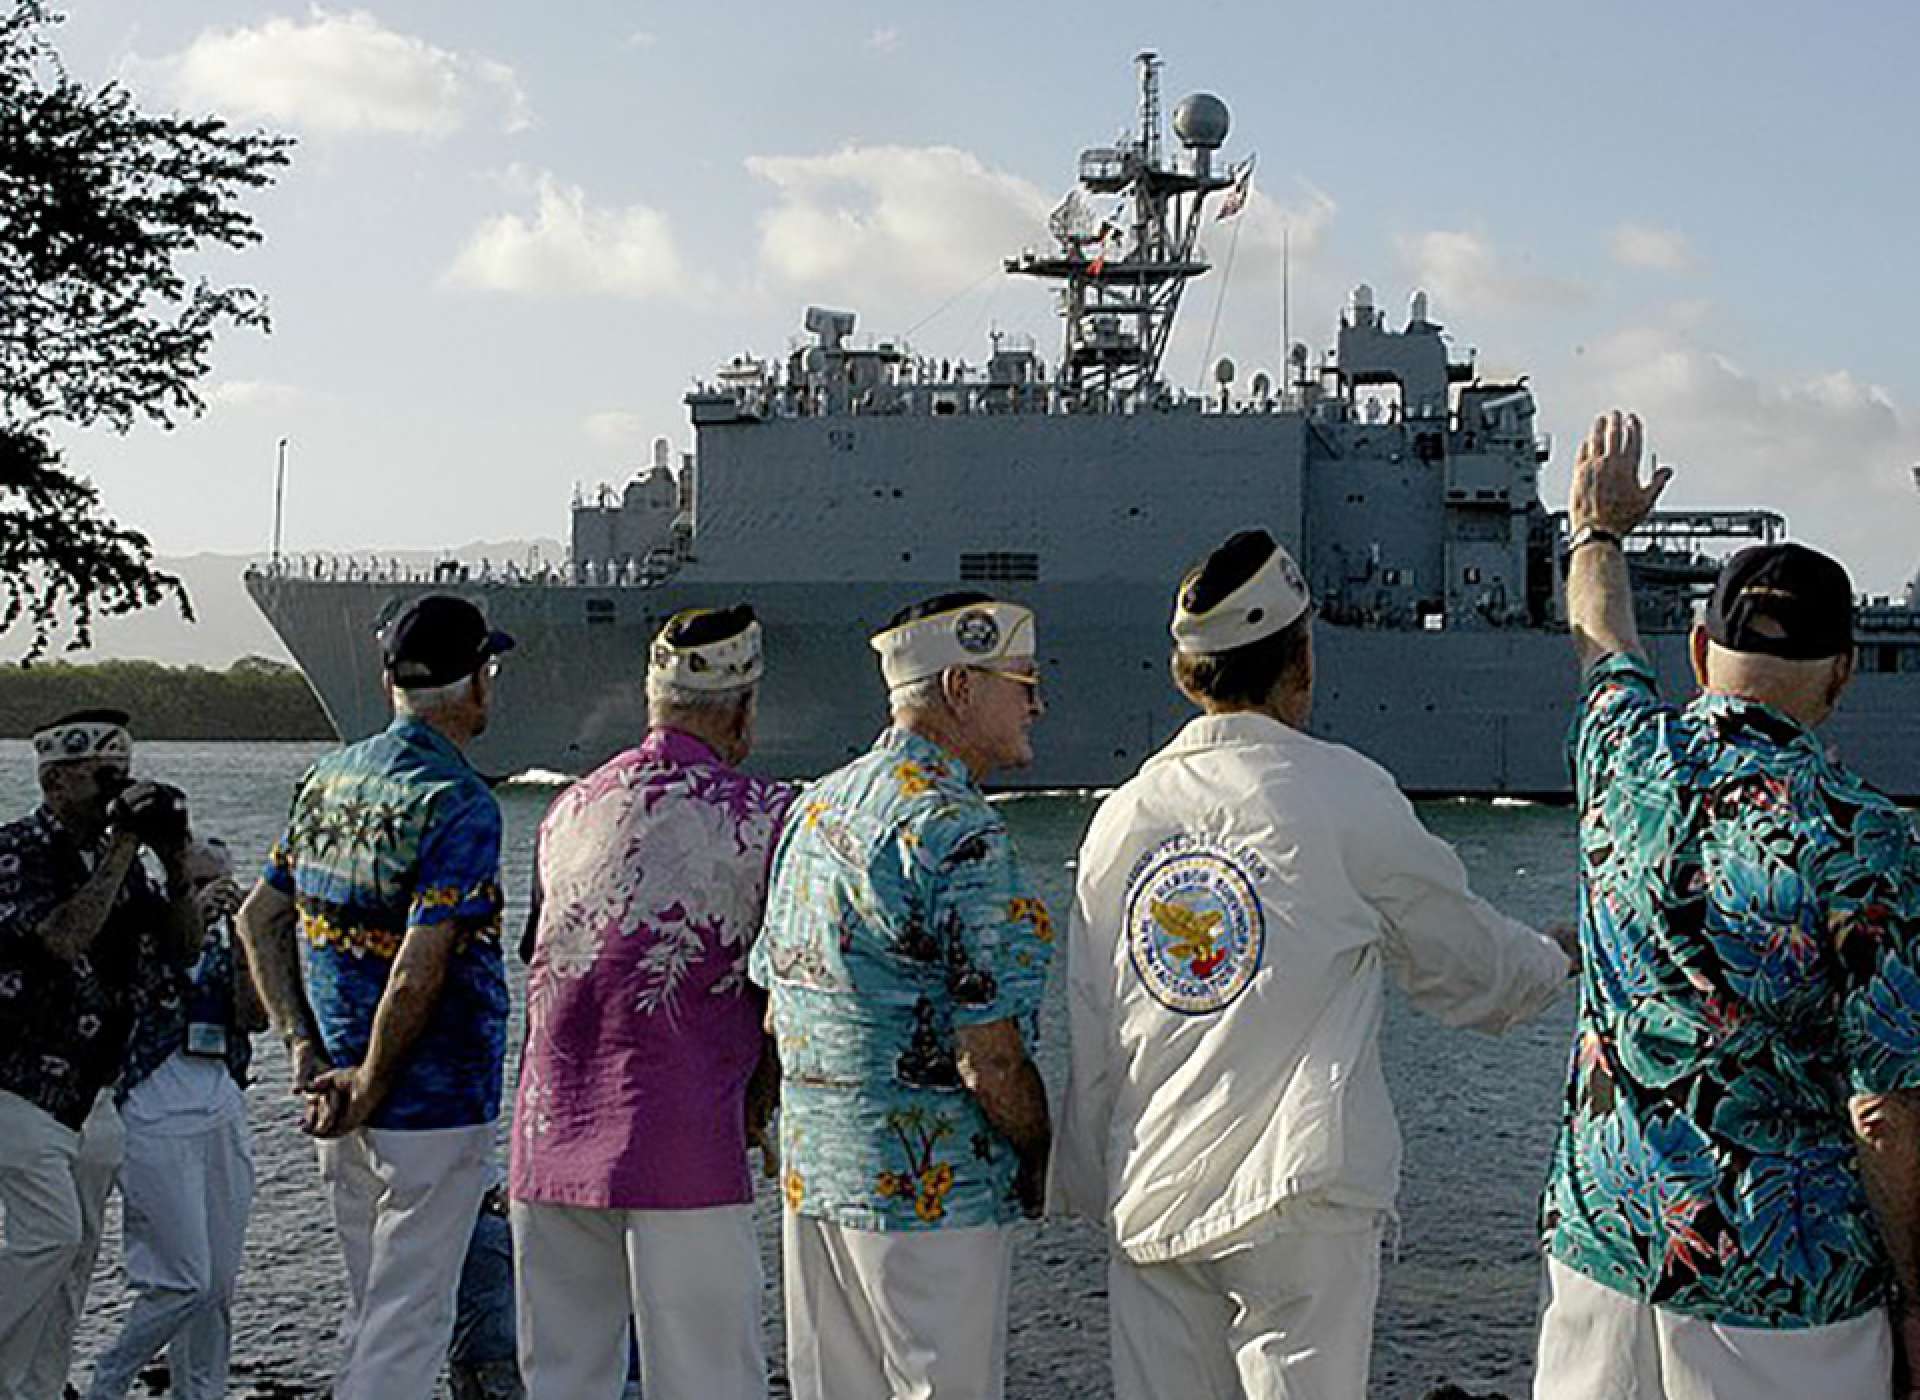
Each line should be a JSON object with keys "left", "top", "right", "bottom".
{"left": 0, "top": 657, "right": 333, "bottom": 741}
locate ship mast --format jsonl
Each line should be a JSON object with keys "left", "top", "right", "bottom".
{"left": 1005, "top": 52, "right": 1237, "bottom": 409}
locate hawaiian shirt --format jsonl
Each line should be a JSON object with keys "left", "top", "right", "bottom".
{"left": 0, "top": 807, "right": 177, "bottom": 1130}
{"left": 512, "top": 728, "right": 795, "bottom": 1210}
{"left": 120, "top": 918, "right": 254, "bottom": 1100}
{"left": 1541, "top": 652, "right": 1920, "bottom": 1327}
{"left": 264, "top": 717, "right": 508, "bottom": 1131}
{"left": 749, "top": 727, "right": 1055, "bottom": 1232}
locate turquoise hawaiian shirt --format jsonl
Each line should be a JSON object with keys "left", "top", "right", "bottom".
{"left": 749, "top": 727, "right": 1054, "bottom": 1232}
{"left": 1542, "top": 652, "right": 1920, "bottom": 1327}
{"left": 264, "top": 718, "right": 508, "bottom": 1132}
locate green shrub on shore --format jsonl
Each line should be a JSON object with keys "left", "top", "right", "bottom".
{"left": 0, "top": 657, "right": 334, "bottom": 741}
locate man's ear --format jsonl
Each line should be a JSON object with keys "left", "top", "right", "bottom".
{"left": 1688, "top": 623, "right": 1711, "bottom": 689}
{"left": 940, "top": 666, "right": 971, "bottom": 714}
{"left": 1828, "top": 651, "right": 1856, "bottom": 707}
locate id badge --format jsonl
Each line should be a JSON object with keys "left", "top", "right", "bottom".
{"left": 185, "top": 1022, "right": 228, "bottom": 1058}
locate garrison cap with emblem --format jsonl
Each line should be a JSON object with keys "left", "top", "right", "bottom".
{"left": 1172, "top": 529, "right": 1313, "bottom": 655}
{"left": 32, "top": 707, "right": 133, "bottom": 771}
{"left": 650, "top": 605, "right": 764, "bottom": 691}
{"left": 871, "top": 591, "right": 1037, "bottom": 689}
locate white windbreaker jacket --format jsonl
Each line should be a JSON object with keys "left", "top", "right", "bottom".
{"left": 1050, "top": 711, "right": 1569, "bottom": 1265}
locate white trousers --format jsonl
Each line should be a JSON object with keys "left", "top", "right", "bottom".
{"left": 317, "top": 1122, "right": 493, "bottom": 1400}
{"left": 782, "top": 1212, "right": 1013, "bottom": 1400}
{"left": 1107, "top": 1223, "right": 1384, "bottom": 1400}
{"left": 511, "top": 1199, "right": 764, "bottom": 1400}
{"left": 0, "top": 1089, "right": 123, "bottom": 1400}
{"left": 1533, "top": 1256, "right": 1893, "bottom": 1399}
{"left": 84, "top": 1105, "right": 255, "bottom": 1400}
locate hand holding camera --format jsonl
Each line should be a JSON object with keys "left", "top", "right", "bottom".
{"left": 107, "top": 781, "right": 191, "bottom": 853}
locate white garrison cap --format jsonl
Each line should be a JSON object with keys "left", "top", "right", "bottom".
{"left": 32, "top": 710, "right": 133, "bottom": 772}
{"left": 1171, "top": 529, "right": 1312, "bottom": 654}
{"left": 649, "top": 606, "right": 764, "bottom": 692}
{"left": 871, "top": 599, "right": 1037, "bottom": 689}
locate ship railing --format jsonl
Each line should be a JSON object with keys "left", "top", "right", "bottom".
{"left": 247, "top": 554, "right": 581, "bottom": 588}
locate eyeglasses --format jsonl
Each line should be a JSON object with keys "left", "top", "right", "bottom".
{"left": 973, "top": 666, "right": 1042, "bottom": 697}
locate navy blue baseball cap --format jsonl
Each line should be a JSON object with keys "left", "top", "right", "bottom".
{"left": 1704, "top": 543, "right": 1853, "bottom": 661}
{"left": 380, "top": 595, "right": 516, "bottom": 687}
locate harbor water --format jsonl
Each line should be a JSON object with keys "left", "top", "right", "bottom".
{"left": 3, "top": 739, "right": 1581, "bottom": 1398}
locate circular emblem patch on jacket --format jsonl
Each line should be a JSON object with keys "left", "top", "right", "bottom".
{"left": 1125, "top": 836, "right": 1265, "bottom": 1015}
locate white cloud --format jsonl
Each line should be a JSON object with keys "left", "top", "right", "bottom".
{"left": 747, "top": 144, "right": 1053, "bottom": 300}
{"left": 866, "top": 26, "right": 901, "bottom": 52}
{"left": 445, "top": 174, "right": 685, "bottom": 299}
{"left": 583, "top": 411, "right": 650, "bottom": 446}
{"left": 624, "top": 29, "right": 658, "bottom": 48}
{"left": 1566, "top": 319, "right": 1920, "bottom": 588}
{"left": 1610, "top": 223, "right": 1696, "bottom": 273}
{"left": 151, "top": 8, "right": 530, "bottom": 135}
{"left": 208, "top": 379, "right": 309, "bottom": 409}
{"left": 1395, "top": 229, "right": 1587, "bottom": 313}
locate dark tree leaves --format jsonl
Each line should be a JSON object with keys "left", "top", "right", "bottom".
{"left": 0, "top": 1, "right": 293, "bottom": 658}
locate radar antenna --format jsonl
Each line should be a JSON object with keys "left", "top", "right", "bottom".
{"left": 1005, "top": 53, "right": 1239, "bottom": 408}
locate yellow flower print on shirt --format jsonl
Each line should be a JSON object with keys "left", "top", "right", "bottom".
{"left": 1008, "top": 896, "right": 1054, "bottom": 944}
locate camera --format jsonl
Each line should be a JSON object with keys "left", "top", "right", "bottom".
{"left": 107, "top": 781, "right": 191, "bottom": 850}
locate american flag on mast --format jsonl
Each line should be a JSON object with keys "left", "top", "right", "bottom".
{"left": 1216, "top": 155, "right": 1256, "bottom": 221}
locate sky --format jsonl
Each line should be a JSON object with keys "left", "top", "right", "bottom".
{"left": 41, "top": 0, "right": 1920, "bottom": 605}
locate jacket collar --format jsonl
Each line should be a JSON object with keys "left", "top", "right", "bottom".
{"left": 1150, "top": 710, "right": 1301, "bottom": 765}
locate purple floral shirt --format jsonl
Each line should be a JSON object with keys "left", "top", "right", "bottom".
{"left": 511, "top": 729, "right": 795, "bottom": 1210}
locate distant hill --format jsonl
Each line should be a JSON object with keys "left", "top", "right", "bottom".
{"left": 2, "top": 539, "right": 562, "bottom": 668}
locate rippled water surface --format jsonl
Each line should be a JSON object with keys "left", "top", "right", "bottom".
{"left": 1, "top": 739, "right": 1580, "bottom": 1398}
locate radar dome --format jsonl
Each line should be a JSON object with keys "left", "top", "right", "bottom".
{"left": 1173, "top": 93, "right": 1230, "bottom": 149}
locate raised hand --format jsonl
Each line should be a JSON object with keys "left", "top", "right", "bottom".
{"left": 1568, "top": 409, "right": 1673, "bottom": 536}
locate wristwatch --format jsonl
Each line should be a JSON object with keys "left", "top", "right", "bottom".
{"left": 1566, "top": 524, "right": 1623, "bottom": 555}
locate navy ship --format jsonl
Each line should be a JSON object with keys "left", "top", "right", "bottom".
{"left": 245, "top": 54, "right": 1920, "bottom": 796}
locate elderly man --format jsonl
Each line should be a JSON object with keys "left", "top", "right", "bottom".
{"left": 0, "top": 710, "right": 202, "bottom": 1400}
{"left": 1052, "top": 531, "right": 1574, "bottom": 1400}
{"left": 238, "top": 594, "right": 515, "bottom": 1400}
{"left": 751, "top": 591, "right": 1055, "bottom": 1400}
{"left": 1534, "top": 411, "right": 1920, "bottom": 1399}
{"left": 87, "top": 836, "right": 263, "bottom": 1400}
{"left": 511, "top": 605, "right": 794, "bottom": 1400}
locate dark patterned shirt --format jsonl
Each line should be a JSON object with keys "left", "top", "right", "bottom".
{"left": 1542, "top": 653, "right": 1920, "bottom": 1327}
{"left": 749, "top": 728, "right": 1054, "bottom": 1231}
{"left": 119, "top": 919, "right": 254, "bottom": 1100}
{"left": 0, "top": 807, "right": 177, "bottom": 1130}
{"left": 264, "top": 718, "right": 507, "bottom": 1131}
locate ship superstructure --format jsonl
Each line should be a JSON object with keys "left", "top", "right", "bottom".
{"left": 246, "top": 55, "right": 1920, "bottom": 795}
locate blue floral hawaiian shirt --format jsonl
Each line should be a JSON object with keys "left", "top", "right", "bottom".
{"left": 120, "top": 919, "right": 255, "bottom": 1100}
{"left": 0, "top": 807, "right": 176, "bottom": 1130}
{"left": 264, "top": 718, "right": 508, "bottom": 1131}
{"left": 749, "top": 728, "right": 1054, "bottom": 1232}
{"left": 1542, "top": 652, "right": 1920, "bottom": 1327}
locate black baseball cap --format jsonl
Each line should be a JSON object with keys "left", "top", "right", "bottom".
{"left": 1704, "top": 543, "right": 1853, "bottom": 661}
{"left": 380, "top": 596, "right": 516, "bottom": 687}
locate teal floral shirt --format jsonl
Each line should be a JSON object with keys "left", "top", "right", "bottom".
{"left": 749, "top": 728, "right": 1054, "bottom": 1231}
{"left": 1542, "top": 652, "right": 1920, "bottom": 1327}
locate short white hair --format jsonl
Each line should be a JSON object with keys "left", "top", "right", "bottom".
{"left": 645, "top": 674, "right": 754, "bottom": 719}
{"left": 887, "top": 673, "right": 948, "bottom": 716}
{"left": 393, "top": 673, "right": 478, "bottom": 716}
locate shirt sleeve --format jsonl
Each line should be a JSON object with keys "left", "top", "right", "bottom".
{"left": 1570, "top": 652, "right": 1665, "bottom": 805}
{"left": 409, "top": 784, "right": 504, "bottom": 932}
{"left": 919, "top": 804, "right": 1055, "bottom": 1031}
{"left": 1049, "top": 831, "right": 1119, "bottom": 1222}
{"left": 0, "top": 826, "right": 55, "bottom": 952}
{"left": 1342, "top": 758, "right": 1570, "bottom": 1032}
{"left": 1825, "top": 807, "right": 1920, "bottom": 1096}
{"left": 260, "top": 765, "right": 315, "bottom": 895}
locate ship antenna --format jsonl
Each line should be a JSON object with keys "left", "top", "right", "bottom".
{"left": 1281, "top": 224, "right": 1290, "bottom": 386}
{"left": 271, "top": 436, "right": 289, "bottom": 570}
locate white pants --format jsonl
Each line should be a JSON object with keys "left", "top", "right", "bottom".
{"left": 511, "top": 1199, "right": 764, "bottom": 1399}
{"left": 317, "top": 1122, "right": 493, "bottom": 1400}
{"left": 85, "top": 1104, "right": 255, "bottom": 1400}
{"left": 1107, "top": 1222, "right": 1384, "bottom": 1400}
{"left": 1533, "top": 1255, "right": 1893, "bottom": 1399}
{"left": 782, "top": 1212, "right": 1013, "bottom": 1400}
{"left": 0, "top": 1089, "right": 123, "bottom": 1400}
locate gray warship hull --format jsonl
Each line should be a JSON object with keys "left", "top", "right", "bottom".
{"left": 243, "top": 572, "right": 1920, "bottom": 797}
